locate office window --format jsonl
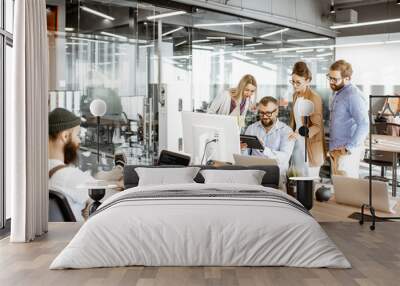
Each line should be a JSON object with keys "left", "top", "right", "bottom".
{"left": 5, "top": 0, "right": 13, "bottom": 33}
{"left": 1, "top": 0, "right": 14, "bottom": 230}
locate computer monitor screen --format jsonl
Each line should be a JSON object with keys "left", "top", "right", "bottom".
{"left": 182, "top": 112, "right": 241, "bottom": 164}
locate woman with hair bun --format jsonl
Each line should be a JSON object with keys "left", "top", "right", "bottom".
{"left": 288, "top": 61, "right": 325, "bottom": 177}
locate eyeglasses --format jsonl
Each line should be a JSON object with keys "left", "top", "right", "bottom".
{"left": 326, "top": 74, "right": 342, "bottom": 84}
{"left": 289, "top": 80, "right": 303, "bottom": 86}
{"left": 258, "top": 109, "right": 277, "bottom": 117}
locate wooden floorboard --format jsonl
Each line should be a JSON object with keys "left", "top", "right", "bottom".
{"left": 1, "top": 199, "right": 399, "bottom": 286}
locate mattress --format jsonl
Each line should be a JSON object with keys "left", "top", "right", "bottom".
{"left": 50, "top": 183, "right": 351, "bottom": 269}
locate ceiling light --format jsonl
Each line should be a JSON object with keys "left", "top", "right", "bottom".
{"left": 331, "top": 18, "right": 400, "bottom": 29}
{"left": 386, "top": 40, "right": 400, "bottom": 44}
{"left": 317, "top": 52, "right": 333, "bottom": 57}
{"left": 247, "top": 48, "right": 276, "bottom": 53}
{"left": 261, "top": 40, "right": 283, "bottom": 45}
{"left": 194, "top": 21, "right": 254, "bottom": 27}
{"left": 139, "top": 44, "right": 154, "bottom": 48}
{"left": 246, "top": 42, "right": 263, "bottom": 47}
{"left": 69, "top": 37, "right": 108, "bottom": 44}
{"left": 175, "top": 40, "right": 187, "bottom": 47}
{"left": 253, "top": 52, "right": 266, "bottom": 55}
{"left": 334, "top": 41, "right": 384, "bottom": 48}
{"left": 168, "top": 55, "right": 192, "bottom": 59}
{"left": 206, "top": 36, "right": 226, "bottom": 40}
{"left": 147, "top": 11, "right": 187, "bottom": 20}
{"left": 162, "top": 26, "right": 184, "bottom": 37}
{"left": 192, "top": 45, "right": 214, "bottom": 50}
{"left": 274, "top": 55, "right": 298, "bottom": 58}
{"left": 65, "top": 27, "right": 74, "bottom": 32}
{"left": 287, "top": 37, "right": 329, "bottom": 43}
{"left": 128, "top": 39, "right": 148, "bottom": 44}
{"left": 100, "top": 31, "right": 127, "bottom": 40}
{"left": 296, "top": 49, "right": 314, "bottom": 53}
{"left": 192, "top": 39, "right": 210, "bottom": 43}
{"left": 397, "top": 0, "right": 400, "bottom": 5}
{"left": 260, "top": 28, "right": 289, "bottom": 38}
{"left": 232, "top": 53, "right": 253, "bottom": 60}
{"left": 80, "top": 6, "right": 115, "bottom": 21}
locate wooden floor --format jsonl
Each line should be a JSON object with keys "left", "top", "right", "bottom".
{"left": 311, "top": 196, "right": 400, "bottom": 222}
{"left": 1, "top": 209, "right": 400, "bottom": 286}
{"left": 1, "top": 197, "right": 400, "bottom": 286}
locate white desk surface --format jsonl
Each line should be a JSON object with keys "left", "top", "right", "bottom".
{"left": 365, "top": 134, "right": 400, "bottom": 153}
{"left": 289, "top": 177, "right": 319, "bottom": 181}
{"left": 76, "top": 181, "right": 118, "bottom": 189}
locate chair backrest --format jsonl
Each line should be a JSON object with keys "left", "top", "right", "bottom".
{"left": 123, "top": 164, "right": 280, "bottom": 190}
{"left": 49, "top": 190, "right": 76, "bottom": 222}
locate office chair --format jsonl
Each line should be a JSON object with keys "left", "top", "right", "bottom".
{"left": 49, "top": 190, "right": 76, "bottom": 222}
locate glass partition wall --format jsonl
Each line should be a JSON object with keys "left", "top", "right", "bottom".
{"left": 47, "top": 0, "right": 335, "bottom": 170}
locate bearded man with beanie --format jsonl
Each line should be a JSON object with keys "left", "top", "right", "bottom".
{"left": 48, "top": 108, "right": 123, "bottom": 221}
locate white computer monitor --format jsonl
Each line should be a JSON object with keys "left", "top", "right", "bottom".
{"left": 182, "top": 111, "right": 241, "bottom": 165}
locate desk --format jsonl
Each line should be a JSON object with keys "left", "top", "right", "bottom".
{"left": 366, "top": 134, "right": 400, "bottom": 197}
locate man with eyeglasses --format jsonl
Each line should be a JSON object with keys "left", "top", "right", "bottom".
{"left": 327, "top": 60, "right": 368, "bottom": 178}
{"left": 241, "top": 96, "right": 294, "bottom": 175}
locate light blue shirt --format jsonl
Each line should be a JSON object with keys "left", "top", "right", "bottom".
{"left": 244, "top": 120, "right": 294, "bottom": 172}
{"left": 329, "top": 84, "right": 369, "bottom": 151}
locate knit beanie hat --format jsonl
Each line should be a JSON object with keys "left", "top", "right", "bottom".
{"left": 49, "top": 108, "right": 81, "bottom": 134}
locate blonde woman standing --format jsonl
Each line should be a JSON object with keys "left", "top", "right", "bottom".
{"left": 208, "top": 74, "right": 257, "bottom": 117}
{"left": 288, "top": 62, "right": 325, "bottom": 177}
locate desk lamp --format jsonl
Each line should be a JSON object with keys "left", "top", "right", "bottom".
{"left": 90, "top": 99, "right": 107, "bottom": 164}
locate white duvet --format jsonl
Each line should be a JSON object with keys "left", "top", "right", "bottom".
{"left": 50, "top": 183, "right": 351, "bottom": 269}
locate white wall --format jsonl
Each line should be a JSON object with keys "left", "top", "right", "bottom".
{"left": 335, "top": 33, "right": 400, "bottom": 97}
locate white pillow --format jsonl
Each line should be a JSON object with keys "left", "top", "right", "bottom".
{"left": 135, "top": 167, "right": 201, "bottom": 186}
{"left": 200, "top": 169, "right": 266, "bottom": 185}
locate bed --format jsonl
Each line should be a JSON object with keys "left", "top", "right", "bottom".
{"left": 50, "top": 165, "right": 350, "bottom": 269}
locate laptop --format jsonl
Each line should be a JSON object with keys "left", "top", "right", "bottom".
{"left": 332, "top": 175, "right": 398, "bottom": 213}
{"left": 233, "top": 154, "right": 277, "bottom": 166}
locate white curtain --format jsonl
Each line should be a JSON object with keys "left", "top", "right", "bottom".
{"left": 7, "top": 0, "right": 49, "bottom": 242}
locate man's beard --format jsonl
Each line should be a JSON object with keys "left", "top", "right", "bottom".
{"left": 330, "top": 82, "right": 345, "bottom": 91}
{"left": 64, "top": 139, "right": 80, "bottom": 165}
{"left": 261, "top": 118, "right": 274, "bottom": 128}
